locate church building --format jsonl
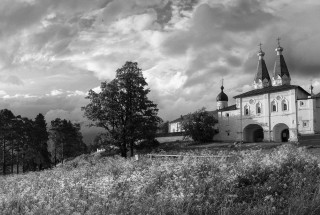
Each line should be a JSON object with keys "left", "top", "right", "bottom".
{"left": 169, "top": 40, "right": 320, "bottom": 143}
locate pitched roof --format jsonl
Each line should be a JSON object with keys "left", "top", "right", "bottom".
{"left": 273, "top": 51, "right": 290, "bottom": 79}
{"left": 234, "top": 85, "right": 310, "bottom": 99}
{"left": 255, "top": 57, "right": 271, "bottom": 83}
{"left": 217, "top": 104, "right": 237, "bottom": 112}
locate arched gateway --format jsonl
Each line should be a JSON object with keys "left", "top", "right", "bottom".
{"left": 243, "top": 124, "right": 264, "bottom": 142}
{"left": 273, "top": 123, "right": 290, "bottom": 142}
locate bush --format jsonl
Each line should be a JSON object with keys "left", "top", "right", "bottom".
{"left": 181, "top": 107, "right": 218, "bottom": 143}
{"left": 135, "top": 139, "right": 159, "bottom": 151}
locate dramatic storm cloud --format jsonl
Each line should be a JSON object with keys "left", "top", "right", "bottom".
{"left": 1, "top": 0, "right": 320, "bottom": 143}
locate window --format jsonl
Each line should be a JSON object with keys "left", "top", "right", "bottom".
{"left": 226, "top": 113, "right": 229, "bottom": 117}
{"left": 282, "top": 99, "right": 289, "bottom": 111}
{"left": 303, "top": 120, "right": 309, "bottom": 127}
{"left": 256, "top": 102, "right": 262, "bottom": 114}
{"left": 244, "top": 105, "right": 249, "bottom": 115}
{"left": 271, "top": 100, "right": 277, "bottom": 112}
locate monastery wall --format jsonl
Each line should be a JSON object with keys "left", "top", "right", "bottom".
{"left": 297, "top": 98, "right": 315, "bottom": 134}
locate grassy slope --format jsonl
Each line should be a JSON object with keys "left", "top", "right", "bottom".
{"left": 1, "top": 144, "right": 320, "bottom": 214}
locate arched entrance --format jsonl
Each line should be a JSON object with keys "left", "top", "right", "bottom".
{"left": 243, "top": 124, "right": 264, "bottom": 142}
{"left": 273, "top": 123, "right": 290, "bottom": 142}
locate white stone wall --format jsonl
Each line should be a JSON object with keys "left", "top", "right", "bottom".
{"left": 169, "top": 122, "right": 183, "bottom": 133}
{"left": 213, "top": 109, "right": 240, "bottom": 142}
{"left": 297, "top": 99, "right": 314, "bottom": 134}
{"left": 215, "top": 89, "right": 305, "bottom": 142}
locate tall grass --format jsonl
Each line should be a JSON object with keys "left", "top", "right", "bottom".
{"left": 1, "top": 144, "right": 320, "bottom": 214}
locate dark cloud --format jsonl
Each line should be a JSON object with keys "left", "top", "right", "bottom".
{"left": 154, "top": 1, "right": 173, "bottom": 25}
{"left": 0, "top": 0, "right": 49, "bottom": 36}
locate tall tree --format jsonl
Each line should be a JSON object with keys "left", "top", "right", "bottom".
{"left": 82, "top": 61, "right": 161, "bottom": 158}
{"left": 50, "top": 118, "right": 86, "bottom": 165}
{"left": 33, "top": 114, "right": 51, "bottom": 170}
{"left": 0, "top": 109, "right": 15, "bottom": 175}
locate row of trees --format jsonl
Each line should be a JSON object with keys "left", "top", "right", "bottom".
{"left": 0, "top": 109, "right": 86, "bottom": 175}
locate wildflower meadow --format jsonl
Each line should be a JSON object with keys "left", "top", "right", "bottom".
{"left": 1, "top": 144, "right": 320, "bottom": 214}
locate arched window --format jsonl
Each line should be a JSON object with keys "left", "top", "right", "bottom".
{"left": 256, "top": 102, "right": 262, "bottom": 114}
{"left": 271, "top": 100, "right": 277, "bottom": 112}
{"left": 244, "top": 105, "right": 249, "bottom": 115}
{"left": 282, "top": 99, "right": 288, "bottom": 111}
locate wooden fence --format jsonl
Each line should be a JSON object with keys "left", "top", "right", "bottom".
{"left": 146, "top": 154, "right": 232, "bottom": 159}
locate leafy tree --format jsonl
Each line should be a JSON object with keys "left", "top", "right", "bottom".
{"left": 82, "top": 61, "right": 161, "bottom": 158}
{"left": 181, "top": 107, "right": 218, "bottom": 143}
{"left": 159, "top": 121, "right": 169, "bottom": 134}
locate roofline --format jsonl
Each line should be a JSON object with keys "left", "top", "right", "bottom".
{"left": 233, "top": 85, "right": 310, "bottom": 99}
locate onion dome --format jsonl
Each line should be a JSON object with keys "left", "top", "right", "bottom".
{"left": 216, "top": 86, "right": 228, "bottom": 101}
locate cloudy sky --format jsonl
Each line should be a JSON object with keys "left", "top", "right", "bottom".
{"left": 1, "top": 0, "right": 320, "bottom": 142}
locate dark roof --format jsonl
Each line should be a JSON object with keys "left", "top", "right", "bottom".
{"left": 217, "top": 104, "right": 237, "bottom": 112}
{"left": 234, "top": 85, "right": 310, "bottom": 99}
{"left": 312, "top": 93, "right": 320, "bottom": 98}
{"left": 216, "top": 86, "right": 228, "bottom": 101}
{"left": 216, "top": 91, "right": 228, "bottom": 101}
{"left": 170, "top": 116, "right": 185, "bottom": 123}
{"left": 255, "top": 58, "right": 271, "bottom": 83}
{"left": 273, "top": 54, "right": 290, "bottom": 78}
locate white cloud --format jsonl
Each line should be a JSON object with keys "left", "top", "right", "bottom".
{"left": 48, "top": 89, "right": 63, "bottom": 96}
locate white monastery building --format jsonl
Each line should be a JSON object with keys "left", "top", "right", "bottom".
{"left": 169, "top": 41, "right": 320, "bottom": 143}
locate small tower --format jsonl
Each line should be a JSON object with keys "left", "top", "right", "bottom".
{"left": 253, "top": 43, "right": 271, "bottom": 89}
{"left": 216, "top": 79, "right": 228, "bottom": 110}
{"left": 310, "top": 84, "right": 314, "bottom": 96}
{"left": 272, "top": 38, "right": 291, "bottom": 86}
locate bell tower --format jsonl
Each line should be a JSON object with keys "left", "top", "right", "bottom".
{"left": 272, "top": 38, "right": 291, "bottom": 86}
{"left": 253, "top": 43, "right": 271, "bottom": 89}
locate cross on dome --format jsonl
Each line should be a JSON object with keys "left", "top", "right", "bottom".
{"left": 277, "top": 37, "right": 281, "bottom": 47}
{"left": 258, "top": 42, "right": 263, "bottom": 51}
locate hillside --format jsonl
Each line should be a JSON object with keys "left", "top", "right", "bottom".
{"left": 1, "top": 144, "right": 320, "bottom": 214}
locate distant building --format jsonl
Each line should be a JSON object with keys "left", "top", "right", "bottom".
{"left": 169, "top": 40, "right": 320, "bottom": 142}
{"left": 169, "top": 116, "right": 185, "bottom": 133}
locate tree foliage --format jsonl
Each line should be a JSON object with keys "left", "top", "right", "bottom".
{"left": 82, "top": 61, "right": 161, "bottom": 157}
{"left": 0, "top": 109, "right": 51, "bottom": 175}
{"left": 50, "top": 118, "right": 87, "bottom": 165}
{"left": 181, "top": 107, "right": 218, "bottom": 143}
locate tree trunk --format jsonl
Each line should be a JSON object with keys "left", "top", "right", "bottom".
{"left": 16, "top": 149, "right": 19, "bottom": 174}
{"left": 22, "top": 152, "right": 25, "bottom": 173}
{"left": 130, "top": 140, "right": 134, "bottom": 157}
{"left": 3, "top": 139, "right": 6, "bottom": 175}
{"left": 11, "top": 139, "right": 13, "bottom": 174}
{"left": 54, "top": 143, "right": 57, "bottom": 167}
{"left": 120, "top": 142, "right": 127, "bottom": 158}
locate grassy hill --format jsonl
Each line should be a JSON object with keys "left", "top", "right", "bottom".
{"left": 1, "top": 144, "right": 320, "bottom": 214}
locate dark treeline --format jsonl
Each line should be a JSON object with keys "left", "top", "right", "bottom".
{"left": 0, "top": 109, "right": 87, "bottom": 175}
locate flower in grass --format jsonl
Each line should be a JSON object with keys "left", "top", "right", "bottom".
{"left": 264, "top": 195, "right": 274, "bottom": 202}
